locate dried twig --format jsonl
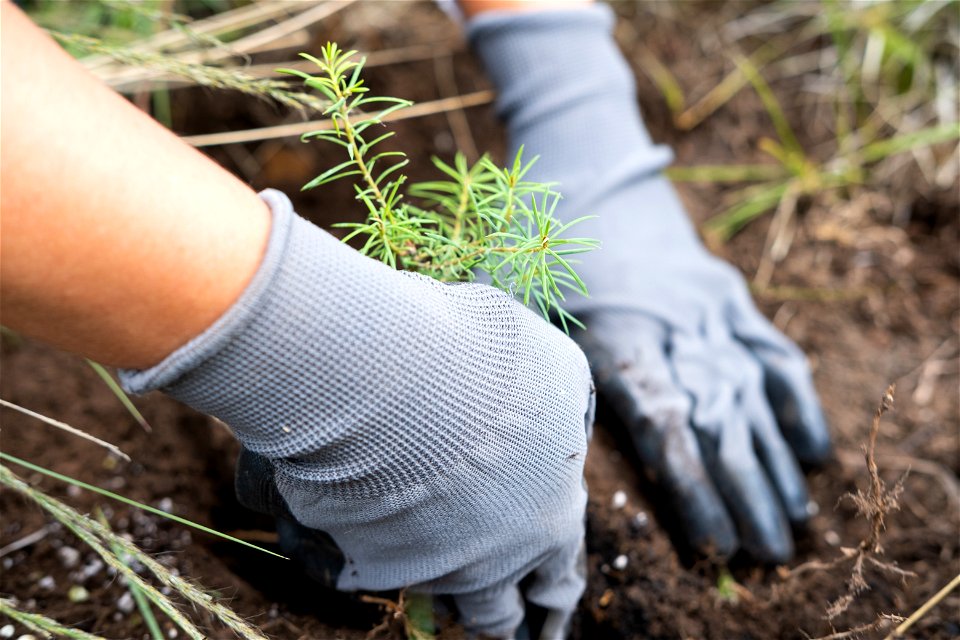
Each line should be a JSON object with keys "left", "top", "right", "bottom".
{"left": 884, "top": 573, "right": 960, "bottom": 639}
{"left": 182, "top": 90, "right": 495, "bottom": 147}
{"left": 860, "top": 385, "right": 899, "bottom": 554}
{"left": 788, "top": 386, "right": 916, "bottom": 637}
{"left": 0, "top": 524, "right": 55, "bottom": 559}
{"left": 835, "top": 449, "right": 960, "bottom": 515}
{"left": 0, "top": 398, "right": 130, "bottom": 462}
{"left": 810, "top": 614, "right": 902, "bottom": 640}
{"left": 433, "top": 54, "right": 478, "bottom": 163}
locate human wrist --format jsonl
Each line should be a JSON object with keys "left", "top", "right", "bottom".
{"left": 460, "top": 0, "right": 593, "bottom": 19}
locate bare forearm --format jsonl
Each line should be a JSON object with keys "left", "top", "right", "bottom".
{"left": 0, "top": 2, "right": 270, "bottom": 369}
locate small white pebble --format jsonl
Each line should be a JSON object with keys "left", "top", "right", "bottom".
{"left": 2, "top": 558, "right": 13, "bottom": 570}
{"left": 611, "top": 490, "right": 628, "bottom": 510}
{"left": 612, "top": 554, "right": 628, "bottom": 571}
{"left": 824, "top": 530, "right": 841, "bottom": 546}
{"left": 57, "top": 546, "right": 80, "bottom": 569}
{"left": 117, "top": 591, "right": 136, "bottom": 614}
{"left": 38, "top": 575, "right": 55, "bottom": 590}
{"left": 66, "top": 485, "right": 82, "bottom": 498}
{"left": 0, "top": 624, "right": 14, "bottom": 638}
{"left": 78, "top": 558, "right": 104, "bottom": 581}
{"left": 157, "top": 497, "right": 174, "bottom": 513}
{"left": 167, "top": 628, "right": 178, "bottom": 639}
{"left": 17, "top": 635, "right": 38, "bottom": 640}
{"left": 806, "top": 500, "right": 820, "bottom": 517}
{"left": 68, "top": 585, "right": 90, "bottom": 603}
{"left": 632, "top": 511, "right": 650, "bottom": 529}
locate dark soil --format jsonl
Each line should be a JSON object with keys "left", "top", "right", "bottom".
{"left": 2, "top": 3, "right": 958, "bottom": 639}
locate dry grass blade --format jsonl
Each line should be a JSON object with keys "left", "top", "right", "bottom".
{"left": 96, "top": 0, "right": 358, "bottom": 88}
{"left": 811, "top": 615, "right": 902, "bottom": 640}
{"left": 0, "top": 597, "right": 107, "bottom": 640}
{"left": 0, "top": 524, "right": 54, "bottom": 559}
{"left": 674, "top": 39, "right": 786, "bottom": 130}
{"left": 753, "top": 181, "right": 800, "bottom": 287}
{"left": 434, "top": 54, "right": 478, "bottom": 163}
{"left": 884, "top": 573, "right": 960, "bottom": 639}
{"left": 0, "top": 464, "right": 206, "bottom": 640}
{"left": 183, "top": 90, "right": 496, "bottom": 147}
{"left": 0, "top": 464, "right": 271, "bottom": 640}
{"left": 0, "top": 452, "right": 287, "bottom": 560}
{"left": 51, "top": 31, "right": 327, "bottom": 113}
{"left": 115, "top": 41, "right": 461, "bottom": 92}
{"left": 97, "top": 509, "right": 165, "bottom": 640}
{"left": 0, "top": 398, "right": 130, "bottom": 462}
{"left": 82, "top": 0, "right": 306, "bottom": 70}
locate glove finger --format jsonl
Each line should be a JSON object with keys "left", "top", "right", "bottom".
{"left": 761, "top": 352, "right": 831, "bottom": 464}
{"left": 576, "top": 315, "right": 738, "bottom": 557}
{"left": 742, "top": 372, "right": 812, "bottom": 525}
{"left": 673, "top": 336, "right": 794, "bottom": 562}
{"left": 454, "top": 583, "right": 525, "bottom": 639}
{"left": 234, "top": 447, "right": 292, "bottom": 519}
{"left": 525, "top": 535, "right": 586, "bottom": 639}
{"left": 235, "top": 449, "right": 347, "bottom": 586}
{"left": 275, "top": 517, "right": 345, "bottom": 589}
{"left": 729, "top": 305, "right": 832, "bottom": 464}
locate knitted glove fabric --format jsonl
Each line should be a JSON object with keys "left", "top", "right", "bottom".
{"left": 120, "top": 189, "right": 594, "bottom": 637}
{"left": 469, "top": 5, "right": 831, "bottom": 562}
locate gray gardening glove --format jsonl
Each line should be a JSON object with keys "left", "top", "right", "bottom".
{"left": 469, "top": 6, "right": 831, "bottom": 562}
{"left": 120, "top": 189, "right": 595, "bottom": 638}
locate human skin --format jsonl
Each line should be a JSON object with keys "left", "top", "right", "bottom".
{"left": 460, "top": 0, "right": 592, "bottom": 19}
{"left": 0, "top": 0, "right": 587, "bottom": 369}
{"left": 0, "top": 1, "right": 270, "bottom": 369}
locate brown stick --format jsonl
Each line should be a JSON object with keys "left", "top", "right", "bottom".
{"left": 182, "top": 90, "right": 496, "bottom": 147}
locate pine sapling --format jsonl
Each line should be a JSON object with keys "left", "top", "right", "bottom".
{"left": 282, "top": 43, "right": 598, "bottom": 331}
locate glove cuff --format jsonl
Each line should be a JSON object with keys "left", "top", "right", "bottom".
{"left": 467, "top": 4, "right": 673, "bottom": 182}
{"left": 120, "top": 189, "right": 296, "bottom": 393}
{"left": 119, "top": 189, "right": 524, "bottom": 498}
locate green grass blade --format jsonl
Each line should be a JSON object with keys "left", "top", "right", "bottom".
{"left": 86, "top": 360, "right": 151, "bottom": 432}
{"left": 0, "top": 465, "right": 207, "bottom": 640}
{"left": 405, "top": 592, "right": 436, "bottom": 640}
{"left": 704, "top": 181, "right": 791, "bottom": 241}
{"left": 0, "top": 452, "right": 287, "bottom": 560}
{"left": 735, "top": 53, "right": 803, "bottom": 157}
{"left": 97, "top": 509, "right": 165, "bottom": 640}
{"left": 666, "top": 164, "right": 789, "bottom": 183}
{"left": 637, "top": 47, "right": 686, "bottom": 114}
{"left": 858, "top": 122, "right": 960, "bottom": 164}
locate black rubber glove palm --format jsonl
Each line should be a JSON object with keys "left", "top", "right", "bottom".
{"left": 469, "top": 5, "right": 832, "bottom": 562}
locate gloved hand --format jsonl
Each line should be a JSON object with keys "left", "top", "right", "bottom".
{"left": 469, "top": 6, "right": 832, "bottom": 562}
{"left": 120, "top": 190, "right": 595, "bottom": 638}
